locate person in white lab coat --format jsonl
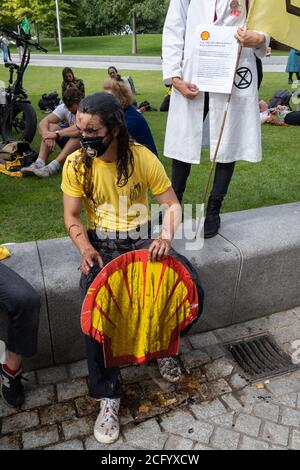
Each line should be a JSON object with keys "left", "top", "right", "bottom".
{"left": 162, "top": 0, "right": 269, "bottom": 238}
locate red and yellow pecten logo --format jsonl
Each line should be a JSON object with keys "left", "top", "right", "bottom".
{"left": 81, "top": 250, "right": 199, "bottom": 367}
{"left": 201, "top": 31, "right": 210, "bottom": 41}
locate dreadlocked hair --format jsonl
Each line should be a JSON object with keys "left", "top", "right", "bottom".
{"left": 76, "top": 92, "right": 134, "bottom": 196}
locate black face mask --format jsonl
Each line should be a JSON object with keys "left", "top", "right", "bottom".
{"left": 80, "top": 135, "right": 112, "bottom": 158}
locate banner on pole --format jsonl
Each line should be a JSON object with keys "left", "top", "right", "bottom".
{"left": 247, "top": 0, "right": 300, "bottom": 50}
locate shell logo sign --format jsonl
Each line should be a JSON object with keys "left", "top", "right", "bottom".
{"left": 201, "top": 31, "right": 210, "bottom": 41}
{"left": 81, "top": 250, "right": 199, "bottom": 367}
{"left": 0, "top": 246, "right": 10, "bottom": 261}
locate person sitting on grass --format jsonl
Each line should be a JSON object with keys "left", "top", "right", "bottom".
{"left": 0, "top": 262, "right": 40, "bottom": 408}
{"left": 62, "top": 67, "right": 85, "bottom": 98}
{"left": 61, "top": 92, "right": 204, "bottom": 445}
{"left": 259, "top": 99, "right": 300, "bottom": 126}
{"left": 21, "top": 88, "right": 82, "bottom": 178}
{"left": 103, "top": 79, "right": 158, "bottom": 156}
{"left": 107, "top": 66, "right": 135, "bottom": 94}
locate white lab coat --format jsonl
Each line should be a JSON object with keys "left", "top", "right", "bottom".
{"left": 163, "top": 0, "right": 269, "bottom": 164}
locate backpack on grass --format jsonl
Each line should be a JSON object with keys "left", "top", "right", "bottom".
{"left": 0, "top": 141, "right": 38, "bottom": 177}
{"left": 269, "top": 90, "right": 292, "bottom": 109}
{"left": 38, "top": 91, "right": 60, "bottom": 112}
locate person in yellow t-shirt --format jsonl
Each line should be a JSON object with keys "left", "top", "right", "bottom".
{"left": 61, "top": 92, "right": 204, "bottom": 446}
{"left": 62, "top": 141, "right": 167, "bottom": 233}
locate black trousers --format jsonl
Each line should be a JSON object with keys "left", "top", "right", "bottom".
{"left": 289, "top": 72, "right": 300, "bottom": 81}
{"left": 0, "top": 263, "right": 40, "bottom": 357}
{"left": 285, "top": 111, "right": 300, "bottom": 126}
{"left": 80, "top": 230, "right": 204, "bottom": 399}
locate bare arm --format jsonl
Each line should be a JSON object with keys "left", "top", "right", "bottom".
{"left": 53, "top": 124, "right": 80, "bottom": 140}
{"left": 148, "top": 187, "right": 182, "bottom": 262}
{"left": 38, "top": 113, "right": 60, "bottom": 139}
{"left": 63, "top": 194, "right": 103, "bottom": 275}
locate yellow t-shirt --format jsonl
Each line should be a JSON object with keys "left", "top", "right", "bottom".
{"left": 61, "top": 143, "right": 172, "bottom": 232}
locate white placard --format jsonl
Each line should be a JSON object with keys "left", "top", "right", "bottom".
{"left": 192, "top": 25, "right": 239, "bottom": 94}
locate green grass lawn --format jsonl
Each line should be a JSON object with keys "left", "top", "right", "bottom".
{"left": 0, "top": 67, "right": 299, "bottom": 244}
{"left": 34, "top": 35, "right": 163, "bottom": 56}
{"left": 22, "top": 34, "right": 289, "bottom": 57}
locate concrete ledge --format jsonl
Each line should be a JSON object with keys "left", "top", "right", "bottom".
{"left": 173, "top": 229, "right": 241, "bottom": 334}
{"left": 262, "top": 56, "right": 288, "bottom": 66}
{"left": 29, "top": 54, "right": 163, "bottom": 64}
{"left": 220, "top": 203, "right": 300, "bottom": 323}
{"left": 1, "top": 202, "right": 300, "bottom": 370}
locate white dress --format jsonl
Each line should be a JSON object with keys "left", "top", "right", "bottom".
{"left": 162, "top": 0, "right": 270, "bottom": 164}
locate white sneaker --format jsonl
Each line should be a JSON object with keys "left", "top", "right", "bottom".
{"left": 94, "top": 398, "right": 120, "bottom": 445}
{"left": 21, "top": 162, "right": 38, "bottom": 175}
{"left": 33, "top": 161, "right": 60, "bottom": 178}
{"left": 157, "top": 356, "right": 182, "bottom": 383}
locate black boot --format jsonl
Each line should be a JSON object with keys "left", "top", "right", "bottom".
{"left": 204, "top": 197, "right": 222, "bottom": 239}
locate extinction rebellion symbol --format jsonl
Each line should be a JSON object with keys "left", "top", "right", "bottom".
{"left": 234, "top": 67, "right": 253, "bottom": 89}
{"left": 286, "top": 0, "right": 300, "bottom": 16}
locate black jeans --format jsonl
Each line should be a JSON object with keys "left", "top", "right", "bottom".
{"left": 0, "top": 263, "right": 40, "bottom": 357}
{"left": 289, "top": 72, "right": 300, "bottom": 81}
{"left": 80, "top": 230, "right": 204, "bottom": 399}
{"left": 285, "top": 111, "right": 300, "bottom": 126}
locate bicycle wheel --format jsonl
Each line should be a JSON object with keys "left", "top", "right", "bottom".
{"left": 1, "top": 101, "right": 37, "bottom": 143}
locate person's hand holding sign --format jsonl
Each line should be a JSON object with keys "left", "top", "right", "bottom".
{"left": 235, "top": 28, "right": 266, "bottom": 48}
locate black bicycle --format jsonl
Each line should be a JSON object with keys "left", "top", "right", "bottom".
{"left": 0, "top": 28, "right": 47, "bottom": 143}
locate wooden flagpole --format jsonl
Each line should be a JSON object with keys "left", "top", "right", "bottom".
{"left": 195, "top": 0, "right": 258, "bottom": 239}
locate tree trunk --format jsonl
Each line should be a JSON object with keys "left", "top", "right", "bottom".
{"left": 35, "top": 23, "right": 40, "bottom": 43}
{"left": 131, "top": 13, "right": 138, "bottom": 55}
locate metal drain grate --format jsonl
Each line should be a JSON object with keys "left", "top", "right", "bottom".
{"left": 226, "top": 334, "right": 299, "bottom": 382}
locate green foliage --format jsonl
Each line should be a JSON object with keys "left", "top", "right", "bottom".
{"left": 0, "top": 0, "right": 169, "bottom": 45}
{"left": 0, "top": 0, "right": 78, "bottom": 38}
{"left": 31, "top": 0, "right": 78, "bottom": 38}
{"left": 77, "top": 0, "right": 124, "bottom": 36}
{"left": 108, "top": 0, "right": 169, "bottom": 35}
{"left": 0, "top": 0, "right": 34, "bottom": 28}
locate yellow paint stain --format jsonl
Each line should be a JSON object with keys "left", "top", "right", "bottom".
{"left": 91, "top": 261, "right": 190, "bottom": 360}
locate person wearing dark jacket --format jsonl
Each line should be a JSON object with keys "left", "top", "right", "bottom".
{"left": 103, "top": 79, "right": 158, "bottom": 157}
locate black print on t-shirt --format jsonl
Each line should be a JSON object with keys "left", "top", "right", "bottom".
{"left": 286, "top": 0, "right": 300, "bottom": 17}
{"left": 130, "top": 183, "right": 142, "bottom": 203}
